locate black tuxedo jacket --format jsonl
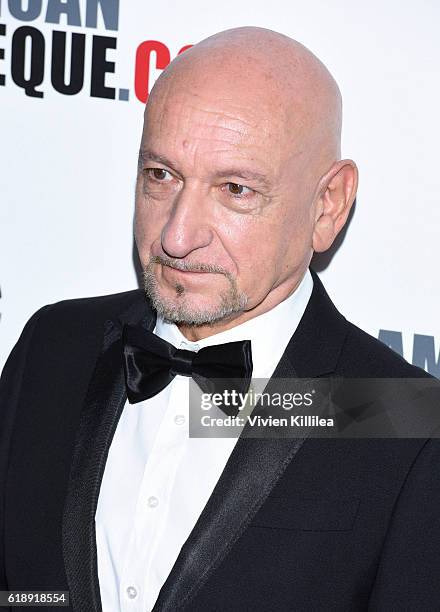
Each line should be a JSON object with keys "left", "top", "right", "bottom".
{"left": 1, "top": 269, "right": 440, "bottom": 611}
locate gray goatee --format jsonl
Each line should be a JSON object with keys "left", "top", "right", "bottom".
{"left": 143, "top": 254, "right": 248, "bottom": 326}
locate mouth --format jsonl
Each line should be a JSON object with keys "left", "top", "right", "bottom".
{"left": 162, "top": 265, "right": 216, "bottom": 284}
{"left": 167, "top": 266, "right": 212, "bottom": 274}
{"left": 160, "top": 259, "right": 220, "bottom": 274}
{"left": 150, "top": 254, "right": 226, "bottom": 275}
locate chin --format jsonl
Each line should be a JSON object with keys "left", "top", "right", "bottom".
{"left": 158, "top": 294, "right": 227, "bottom": 326}
{"left": 142, "top": 260, "right": 248, "bottom": 325}
{"left": 146, "top": 284, "right": 247, "bottom": 326}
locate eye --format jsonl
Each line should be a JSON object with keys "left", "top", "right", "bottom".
{"left": 143, "top": 168, "right": 173, "bottom": 182}
{"left": 226, "top": 182, "right": 253, "bottom": 196}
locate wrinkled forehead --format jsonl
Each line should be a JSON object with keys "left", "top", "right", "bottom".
{"left": 139, "top": 32, "right": 341, "bottom": 183}
{"left": 141, "top": 74, "right": 306, "bottom": 179}
{"left": 144, "top": 72, "right": 286, "bottom": 140}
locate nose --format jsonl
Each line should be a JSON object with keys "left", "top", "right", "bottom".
{"left": 161, "top": 181, "right": 213, "bottom": 259}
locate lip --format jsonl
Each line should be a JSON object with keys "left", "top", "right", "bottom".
{"left": 162, "top": 266, "right": 214, "bottom": 281}
{"left": 167, "top": 267, "right": 211, "bottom": 274}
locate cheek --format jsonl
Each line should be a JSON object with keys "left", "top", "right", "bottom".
{"left": 228, "top": 206, "right": 310, "bottom": 286}
{"left": 219, "top": 217, "right": 280, "bottom": 281}
{"left": 284, "top": 206, "right": 314, "bottom": 251}
{"left": 134, "top": 192, "right": 168, "bottom": 256}
{"left": 134, "top": 198, "right": 150, "bottom": 251}
{"left": 275, "top": 207, "right": 315, "bottom": 276}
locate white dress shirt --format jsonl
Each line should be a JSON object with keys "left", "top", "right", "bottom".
{"left": 95, "top": 269, "right": 313, "bottom": 611}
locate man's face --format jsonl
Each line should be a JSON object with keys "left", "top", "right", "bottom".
{"left": 135, "top": 74, "right": 316, "bottom": 327}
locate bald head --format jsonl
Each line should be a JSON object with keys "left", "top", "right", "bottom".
{"left": 147, "top": 26, "right": 342, "bottom": 175}
{"left": 135, "top": 26, "right": 357, "bottom": 338}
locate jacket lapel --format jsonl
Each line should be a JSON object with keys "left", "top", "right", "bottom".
{"left": 152, "top": 269, "right": 349, "bottom": 611}
{"left": 62, "top": 298, "right": 156, "bottom": 612}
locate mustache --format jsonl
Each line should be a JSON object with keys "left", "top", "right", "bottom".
{"left": 149, "top": 254, "right": 229, "bottom": 275}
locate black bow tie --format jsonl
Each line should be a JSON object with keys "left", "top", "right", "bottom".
{"left": 122, "top": 324, "right": 253, "bottom": 417}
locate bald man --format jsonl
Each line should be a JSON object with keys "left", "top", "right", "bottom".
{"left": 1, "top": 26, "right": 440, "bottom": 612}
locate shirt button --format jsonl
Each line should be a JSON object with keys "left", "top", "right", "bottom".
{"left": 147, "top": 495, "right": 159, "bottom": 508}
{"left": 126, "top": 586, "right": 137, "bottom": 599}
{"left": 174, "top": 414, "right": 186, "bottom": 425}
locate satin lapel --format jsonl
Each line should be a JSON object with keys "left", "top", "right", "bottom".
{"left": 62, "top": 298, "right": 156, "bottom": 612}
{"left": 152, "top": 358, "right": 306, "bottom": 612}
{"left": 152, "top": 269, "right": 349, "bottom": 612}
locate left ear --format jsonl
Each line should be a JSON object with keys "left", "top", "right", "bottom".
{"left": 312, "top": 159, "right": 358, "bottom": 253}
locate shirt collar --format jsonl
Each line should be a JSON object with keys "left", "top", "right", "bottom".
{"left": 154, "top": 268, "right": 313, "bottom": 379}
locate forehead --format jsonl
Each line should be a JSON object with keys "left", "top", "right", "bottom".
{"left": 142, "top": 85, "right": 286, "bottom": 172}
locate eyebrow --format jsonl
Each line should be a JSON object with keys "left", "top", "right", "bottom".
{"left": 138, "top": 149, "right": 178, "bottom": 169}
{"left": 212, "top": 168, "right": 270, "bottom": 189}
{"left": 138, "top": 148, "right": 271, "bottom": 189}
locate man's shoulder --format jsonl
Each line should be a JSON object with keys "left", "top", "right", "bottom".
{"left": 339, "top": 318, "right": 430, "bottom": 378}
{"left": 28, "top": 288, "right": 147, "bottom": 340}
{"left": 42, "top": 287, "right": 145, "bottom": 318}
{"left": 305, "top": 270, "right": 430, "bottom": 379}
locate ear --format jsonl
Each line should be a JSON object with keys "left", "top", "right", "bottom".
{"left": 312, "top": 159, "right": 358, "bottom": 253}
